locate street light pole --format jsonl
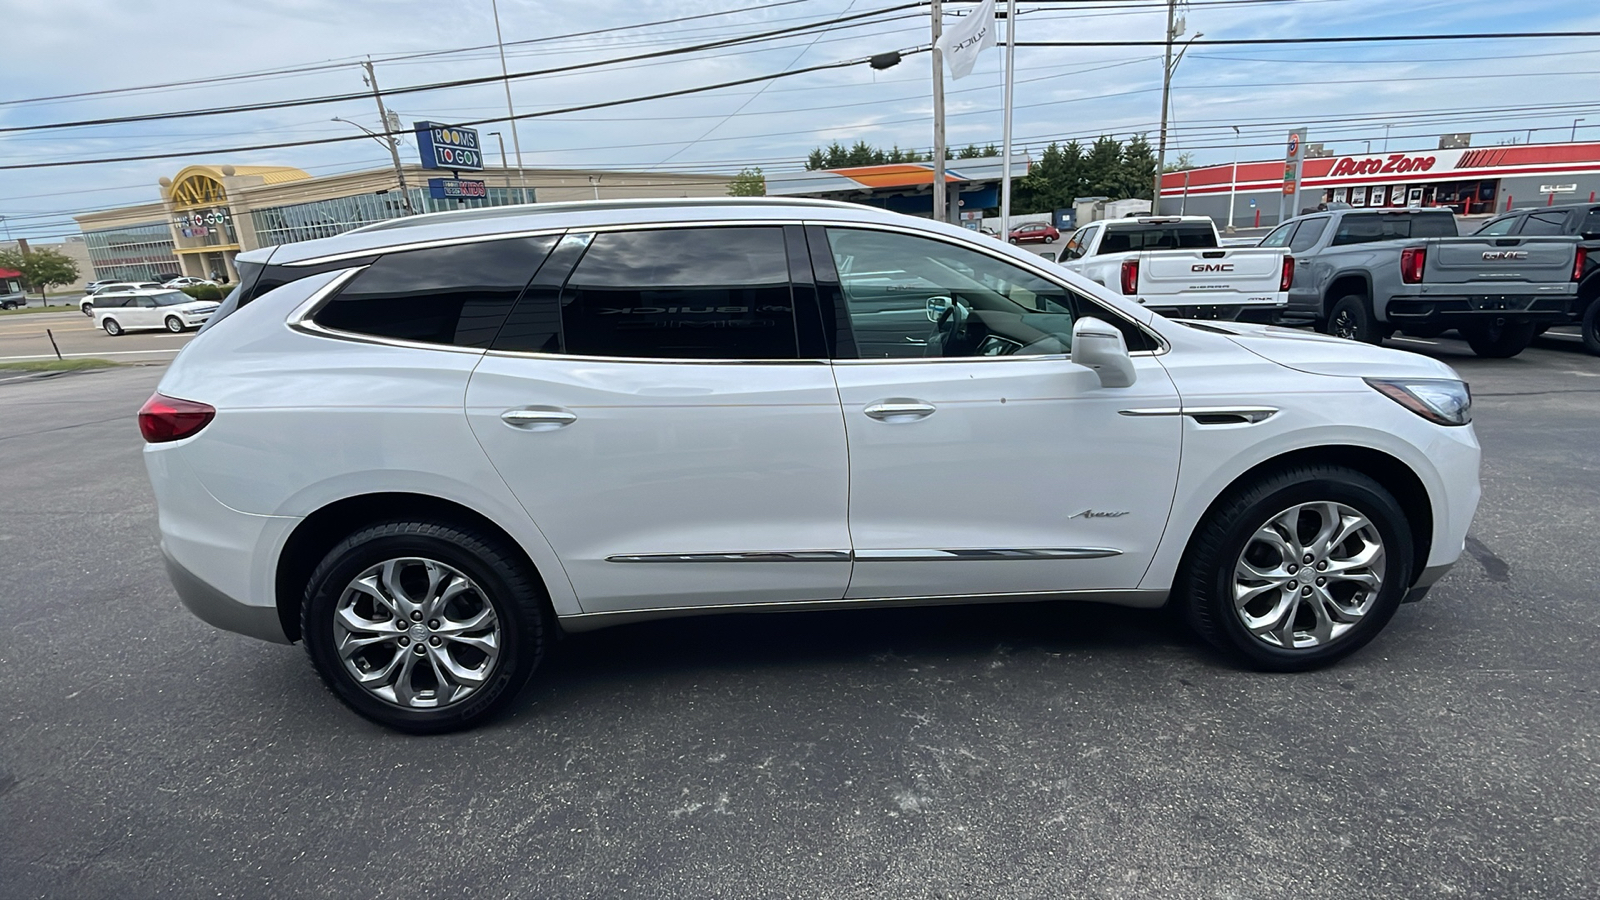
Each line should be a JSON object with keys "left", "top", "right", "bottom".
{"left": 491, "top": 0, "right": 530, "bottom": 204}
{"left": 1573, "top": 118, "right": 1587, "bottom": 142}
{"left": 930, "top": 0, "right": 948, "bottom": 224}
{"left": 358, "top": 59, "right": 413, "bottom": 215}
{"left": 1226, "top": 125, "right": 1240, "bottom": 233}
{"left": 488, "top": 131, "right": 514, "bottom": 204}
{"left": 999, "top": 0, "right": 1017, "bottom": 238}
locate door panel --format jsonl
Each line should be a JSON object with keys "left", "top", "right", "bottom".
{"left": 833, "top": 357, "right": 1182, "bottom": 598}
{"left": 467, "top": 360, "right": 851, "bottom": 612}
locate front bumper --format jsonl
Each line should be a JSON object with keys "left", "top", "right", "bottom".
{"left": 1403, "top": 562, "right": 1454, "bottom": 603}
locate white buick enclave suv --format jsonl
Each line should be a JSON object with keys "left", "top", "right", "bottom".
{"left": 143, "top": 199, "right": 1480, "bottom": 732}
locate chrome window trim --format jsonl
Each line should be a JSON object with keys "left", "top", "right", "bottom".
{"left": 803, "top": 219, "right": 1170, "bottom": 357}
{"left": 484, "top": 349, "right": 830, "bottom": 366}
{"left": 558, "top": 588, "right": 1171, "bottom": 632}
{"left": 284, "top": 265, "right": 488, "bottom": 357}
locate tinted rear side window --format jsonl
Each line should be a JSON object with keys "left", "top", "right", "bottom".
{"left": 557, "top": 227, "right": 799, "bottom": 360}
{"left": 314, "top": 237, "right": 556, "bottom": 347}
{"left": 1581, "top": 208, "right": 1600, "bottom": 239}
{"left": 1289, "top": 218, "right": 1328, "bottom": 252}
{"left": 1098, "top": 224, "right": 1216, "bottom": 254}
{"left": 1518, "top": 211, "right": 1570, "bottom": 236}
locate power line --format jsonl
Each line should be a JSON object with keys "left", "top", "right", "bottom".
{"left": 0, "top": 4, "right": 925, "bottom": 136}
{"left": 1012, "top": 30, "right": 1600, "bottom": 48}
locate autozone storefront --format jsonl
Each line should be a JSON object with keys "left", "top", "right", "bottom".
{"left": 1159, "top": 142, "right": 1600, "bottom": 227}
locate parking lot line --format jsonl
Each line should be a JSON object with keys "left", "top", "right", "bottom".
{"left": 0, "top": 348, "right": 182, "bottom": 362}
{"left": 1390, "top": 337, "right": 1440, "bottom": 345}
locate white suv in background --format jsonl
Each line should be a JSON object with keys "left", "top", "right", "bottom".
{"left": 93, "top": 288, "right": 219, "bottom": 334}
{"left": 142, "top": 198, "right": 1480, "bottom": 733}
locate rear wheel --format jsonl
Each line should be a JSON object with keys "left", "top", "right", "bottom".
{"left": 1582, "top": 299, "right": 1600, "bottom": 357}
{"left": 1043, "top": 235, "right": 1055, "bottom": 244}
{"left": 102, "top": 318, "right": 122, "bottom": 336}
{"left": 1182, "top": 465, "right": 1413, "bottom": 671}
{"left": 164, "top": 316, "right": 184, "bottom": 333}
{"left": 1323, "top": 294, "right": 1381, "bottom": 344}
{"left": 1462, "top": 320, "right": 1535, "bottom": 358}
{"left": 301, "top": 521, "right": 547, "bottom": 733}
{"left": 82, "top": 303, "right": 94, "bottom": 317}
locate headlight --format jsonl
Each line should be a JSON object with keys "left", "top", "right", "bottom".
{"left": 1364, "top": 378, "right": 1472, "bottom": 426}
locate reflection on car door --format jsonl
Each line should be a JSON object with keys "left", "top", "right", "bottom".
{"left": 816, "top": 226, "right": 1183, "bottom": 600}
{"left": 466, "top": 227, "right": 852, "bottom": 615}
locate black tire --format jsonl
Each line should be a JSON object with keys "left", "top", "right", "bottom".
{"left": 82, "top": 303, "right": 94, "bottom": 317}
{"left": 1582, "top": 298, "right": 1600, "bottom": 357}
{"left": 1008, "top": 237, "right": 1019, "bottom": 244}
{"left": 102, "top": 318, "right": 122, "bottom": 336}
{"left": 1181, "top": 465, "right": 1414, "bottom": 672}
{"left": 1043, "top": 235, "right": 1055, "bottom": 244}
{"left": 301, "top": 520, "right": 547, "bottom": 733}
{"left": 1462, "top": 320, "right": 1535, "bottom": 358}
{"left": 164, "top": 316, "right": 184, "bottom": 333}
{"left": 1322, "top": 294, "right": 1381, "bottom": 344}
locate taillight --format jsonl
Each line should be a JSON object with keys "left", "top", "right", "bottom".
{"left": 1400, "top": 247, "right": 1426, "bottom": 284}
{"left": 1575, "top": 246, "right": 1588, "bottom": 282}
{"left": 138, "top": 392, "right": 215, "bottom": 443}
{"left": 1280, "top": 256, "right": 1295, "bottom": 292}
{"left": 1120, "top": 259, "right": 1139, "bottom": 295}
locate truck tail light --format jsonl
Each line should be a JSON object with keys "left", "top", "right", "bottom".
{"left": 1280, "top": 256, "right": 1295, "bottom": 292}
{"left": 1575, "top": 246, "right": 1588, "bottom": 283}
{"left": 1120, "top": 259, "right": 1139, "bottom": 295}
{"left": 1400, "top": 247, "right": 1426, "bottom": 284}
{"left": 139, "top": 393, "right": 216, "bottom": 443}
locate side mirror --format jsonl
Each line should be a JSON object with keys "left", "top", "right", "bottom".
{"left": 1071, "top": 317, "right": 1137, "bottom": 388}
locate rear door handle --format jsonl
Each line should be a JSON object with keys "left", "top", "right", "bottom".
{"left": 863, "top": 400, "right": 936, "bottom": 422}
{"left": 501, "top": 407, "right": 577, "bottom": 430}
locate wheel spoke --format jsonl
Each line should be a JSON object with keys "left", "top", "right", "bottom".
{"left": 442, "top": 631, "right": 499, "bottom": 655}
{"left": 427, "top": 643, "right": 490, "bottom": 688}
{"left": 434, "top": 605, "right": 495, "bottom": 636}
{"left": 1303, "top": 588, "right": 1336, "bottom": 644}
{"left": 347, "top": 576, "right": 400, "bottom": 619}
{"left": 1252, "top": 521, "right": 1298, "bottom": 561}
{"left": 1264, "top": 594, "right": 1302, "bottom": 648}
{"left": 426, "top": 574, "right": 473, "bottom": 620}
{"left": 1234, "top": 579, "right": 1283, "bottom": 608}
{"left": 349, "top": 647, "right": 405, "bottom": 685}
{"left": 389, "top": 650, "right": 423, "bottom": 706}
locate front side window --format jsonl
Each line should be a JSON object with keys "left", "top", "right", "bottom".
{"left": 1258, "top": 222, "right": 1296, "bottom": 248}
{"left": 1475, "top": 217, "right": 1518, "bottom": 236}
{"left": 824, "top": 227, "right": 1155, "bottom": 359}
{"left": 1288, "top": 218, "right": 1329, "bottom": 252}
{"left": 557, "top": 227, "right": 799, "bottom": 360}
{"left": 313, "top": 237, "right": 555, "bottom": 347}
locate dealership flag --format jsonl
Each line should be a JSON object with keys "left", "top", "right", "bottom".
{"left": 939, "top": 0, "right": 996, "bottom": 80}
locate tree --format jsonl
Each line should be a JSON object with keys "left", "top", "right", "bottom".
{"left": 0, "top": 246, "right": 79, "bottom": 304}
{"left": 956, "top": 143, "right": 1001, "bottom": 159}
{"left": 1012, "top": 140, "right": 1085, "bottom": 215}
{"left": 727, "top": 167, "right": 766, "bottom": 197}
{"left": 805, "top": 141, "right": 926, "bottom": 169}
{"left": 1162, "top": 151, "right": 1196, "bottom": 173}
{"left": 1111, "top": 134, "right": 1159, "bottom": 200}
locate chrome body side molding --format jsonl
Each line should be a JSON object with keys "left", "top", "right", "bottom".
{"left": 1119, "top": 406, "right": 1278, "bottom": 424}
{"left": 605, "top": 551, "right": 852, "bottom": 563}
{"left": 559, "top": 588, "right": 1172, "bottom": 632}
{"left": 853, "top": 548, "right": 1122, "bottom": 561}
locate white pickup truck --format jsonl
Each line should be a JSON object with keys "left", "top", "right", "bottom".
{"left": 1056, "top": 216, "right": 1291, "bottom": 320}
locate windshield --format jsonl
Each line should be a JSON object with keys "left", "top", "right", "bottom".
{"left": 153, "top": 291, "right": 198, "bottom": 307}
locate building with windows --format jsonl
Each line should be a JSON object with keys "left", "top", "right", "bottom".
{"left": 1158, "top": 140, "right": 1600, "bottom": 228}
{"left": 74, "top": 164, "right": 731, "bottom": 283}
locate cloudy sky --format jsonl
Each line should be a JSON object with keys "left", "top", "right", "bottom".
{"left": 2, "top": 0, "right": 1598, "bottom": 241}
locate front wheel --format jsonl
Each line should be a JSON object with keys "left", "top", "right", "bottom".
{"left": 1323, "top": 295, "right": 1381, "bottom": 344}
{"left": 1181, "top": 465, "right": 1413, "bottom": 671}
{"left": 164, "top": 316, "right": 185, "bottom": 333}
{"left": 1582, "top": 299, "right": 1600, "bottom": 357}
{"left": 1462, "top": 320, "right": 1535, "bottom": 358}
{"left": 301, "top": 521, "right": 546, "bottom": 733}
{"left": 102, "top": 318, "right": 122, "bottom": 336}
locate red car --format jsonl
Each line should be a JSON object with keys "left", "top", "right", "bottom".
{"left": 1008, "top": 222, "right": 1060, "bottom": 244}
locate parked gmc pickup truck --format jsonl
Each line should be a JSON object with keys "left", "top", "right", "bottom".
{"left": 1056, "top": 216, "right": 1290, "bottom": 320}
{"left": 1471, "top": 202, "right": 1600, "bottom": 355}
{"left": 1266, "top": 207, "right": 1585, "bottom": 358}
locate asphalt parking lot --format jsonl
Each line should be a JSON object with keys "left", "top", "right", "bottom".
{"left": 2, "top": 333, "right": 1597, "bottom": 899}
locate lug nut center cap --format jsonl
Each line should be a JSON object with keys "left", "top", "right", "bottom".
{"left": 408, "top": 623, "right": 429, "bottom": 642}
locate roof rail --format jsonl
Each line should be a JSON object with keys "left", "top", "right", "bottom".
{"left": 349, "top": 196, "right": 869, "bottom": 235}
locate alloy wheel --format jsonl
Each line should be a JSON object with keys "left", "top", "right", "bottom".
{"left": 1231, "top": 501, "right": 1386, "bottom": 650}
{"left": 333, "top": 557, "right": 502, "bottom": 709}
{"left": 1331, "top": 311, "right": 1356, "bottom": 340}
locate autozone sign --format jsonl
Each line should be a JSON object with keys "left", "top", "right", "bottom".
{"left": 1329, "top": 154, "right": 1438, "bottom": 177}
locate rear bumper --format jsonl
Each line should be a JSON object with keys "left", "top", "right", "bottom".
{"left": 164, "top": 547, "right": 290, "bottom": 643}
{"left": 1384, "top": 293, "right": 1580, "bottom": 326}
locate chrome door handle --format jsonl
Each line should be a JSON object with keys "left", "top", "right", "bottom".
{"left": 500, "top": 407, "right": 577, "bottom": 430}
{"left": 863, "top": 400, "right": 936, "bottom": 422}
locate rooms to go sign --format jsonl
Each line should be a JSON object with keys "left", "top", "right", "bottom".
{"left": 414, "top": 121, "right": 484, "bottom": 171}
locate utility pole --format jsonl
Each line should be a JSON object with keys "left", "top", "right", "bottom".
{"left": 999, "top": 0, "right": 1017, "bottom": 238}
{"left": 1152, "top": 0, "right": 1177, "bottom": 210}
{"left": 1226, "top": 124, "right": 1239, "bottom": 233}
{"left": 491, "top": 0, "right": 530, "bottom": 204}
{"left": 488, "top": 131, "right": 513, "bottom": 203}
{"left": 930, "top": 0, "right": 948, "bottom": 224}
{"left": 362, "top": 59, "right": 413, "bottom": 215}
